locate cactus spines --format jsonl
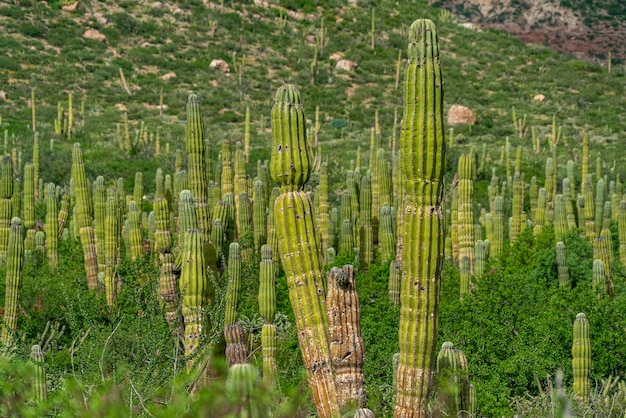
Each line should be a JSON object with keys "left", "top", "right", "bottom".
{"left": 270, "top": 84, "right": 339, "bottom": 417}
{"left": 180, "top": 228, "right": 208, "bottom": 371}
{"left": 253, "top": 180, "right": 267, "bottom": 251}
{"left": 339, "top": 219, "right": 355, "bottom": 259}
{"left": 458, "top": 154, "right": 475, "bottom": 272}
{"left": 572, "top": 313, "right": 591, "bottom": 401}
{"left": 533, "top": 189, "right": 547, "bottom": 236}
{"left": 1, "top": 217, "right": 24, "bottom": 346}
{"left": 225, "top": 242, "right": 242, "bottom": 328}
{"left": 45, "top": 183, "right": 58, "bottom": 269}
{"left": 30, "top": 344, "right": 47, "bottom": 402}
{"left": 23, "top": 162, "right": 35, "bottom": 230}
{"left": 380, "top": 203, "right": 396, "bottom": 263}
{"left": 396, "top": 19, "right": 446, "bottom": 418}
{"left": 592, "top": 259, "right": 606, "bottom": 295}
{"left": 127, "top": 201, "right": 143, "bottom": 262}
{"left": 389, "top": 259, "right": 402, "bottom": 306}
{"left": 556, "top": 241, "right": 570, "bottom": 288}
{"left": 259, "top": 245, "right": 277, "bottom": 387}
{"left": 326, "top": 265, "right": 366, "bottom": 412}
{"left": 359, "top": 175, "right": 373, "bottom": 268}
{"left": 225, "top": 322, "right": 249, "bottom": 366}
{"left": 186, "top": 95, "right": 211, "bottom": 245}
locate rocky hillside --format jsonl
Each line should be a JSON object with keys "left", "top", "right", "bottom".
{"left": 435, "top": 0, "right": 626, "bottom": 63}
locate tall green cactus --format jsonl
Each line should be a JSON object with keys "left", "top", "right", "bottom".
{"left": 253, "top": 180, "right": 267, "bottom": 252}
{"left": 180, "top": 228, "right": 208, "bottom": 371}
{"left": 379, "top": 203, "right": 395, "bottom": 263}
{"left": 30, "top": 344, "right": 47, "bottom": 402}
{"left": 396, "top": 19, "right": 446, "bottom": 418}
{"left": 533, "top": 189, "right": 547, "bottom": 236}
{"left": 359, "top": 175, "right": 373, "bottom": 268}
{"left": 389, "top": 259, "right": 401, "bottom": 306}
{"left": 592, "top": 259, "right": 606, "bottom": 296}
{"left": 270, "top": 84, "right": 339, "bottom": 417}
{"left": 572, "top": 313, "right": 590, "bottom": 401}
{"left": 225, "top": 242, "right": 242, "bottom": 328}
{"left": 104, "top": 197, "right": 119, "bottom": 306}
{"left": 92, "top": 176, "right": 106, "bottom": 274}
{"left": 339, "top": 219, "right": 354, "bottom": 259}
{"left": 23, "top": 162, "right": 35, "bottom": 230}
{"left": 458, "top": 154, "right": 475, "bottom": 273}
{"left": 0, "top": 155, "right": 13, "bottom": 262}
{"left": 258, "top": 245, "right": 277, "bottom": 388}
{"left": 510, "top": 173, "right": 523, "bottom": 245}
{"left": 556, "top": 241, "right": 570, "bottom": 288}
{"left": 72, "top": 144, "right": 98, "bottom": 290}
{"left": 45, "top": 183, "right": 58, "bottom": 269}
{"left": 1, "top": 217, "right": 24, "bottom": 346}
{"left": 154, "top": 197, "right": 178, "bottom": 329}
{"left": 127, "top": 201, "right": 143, "bottom": 261}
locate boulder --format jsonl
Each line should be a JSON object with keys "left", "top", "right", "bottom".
{"left": 210, "top": 59, "right": 230, "bottom": 73}
{"left": 447, "top": 104, "right": 476, "bottom": 126}
{"left": 83, "top": 29, "right": 106, "bottom": 43}
{"left": 336, "top": 59, "right": 358, "bottom": 72}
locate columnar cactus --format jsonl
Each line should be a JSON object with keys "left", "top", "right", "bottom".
{"left": 529, "top": 176, "right": 538, "bottom": 221}
{"left": 270, "top": 84, "right": 339, "bottom": 417}
{"left": 436, "top": 341, "right": 463, "bottom": 416}
{"left": 556, "top": 241, "right": 570, "bottom": 288}
{"left": 180, "top": 228, "right": 208, "bottom": 371}
{"left": 592, "top": 259, "right": 606, "bottom": 295}
{"left": 554, "top": 195, "right": 568, "bottom": 241}
{"left": 458, "top": 154, "right": 475, "bottom": 272}
{"left": 253, "top": 180, "right": 267, "bottom": 251}
{"left": 72, "top": 144, "right": 98, "bottom": 290}
{"left": 23, "top": 163, "right": 35, "bottom": 230}
{"left": 226, "top": 363, "right": 260, "bottom": 417}
{"left": 221, "top": 140, "right": 234, "bottom": 198}
{"left": 544, "top": 158, "right": 555, "bottom": 204}
{"left": 33, "top": 132, "right": 40, "bottom": 203}
{"left": 510, "top": 173, "right": 523, "bottom": 245}
{"left": 593, "top": 237, "right": 614, "bottom": 298}
{"left": 30, "top": 344, "right": 47, "bottom": 402}
{"left": 186, "top": 95, "right": 210, "bottom": 232}
{"left": 92, "top": 176, "right": 106, "bottom": 274}
{"left": 45, "top": 183, "right": 58, "bottom": 269}
{"left": 389, "top": 259, "right": 401, "bottom": 306}
{"left": 563, "top": 178, "right": 577, "bottom": 231}
{"left": 619, "top": 200, "right": 626, "bottom": 266}
{"left": 572, "top": 313, "right": 591, "bottom": 401}
{"left": 583, "top": 175, "right": 595, "bottom": 241}
{"left": 326, "top": 265, "right": 366, "bottom": 413}
{"left": 459, "top": 255, "right": 470, "bottom": 297}
{"left": 1, "top": 217, "right": 24, "bottom": 346}
{"left": 237, "top": 191, "right": 253, "bottom": 253}
{"left": 474, "top": 240, "right": 486, "bottom": 276}
{"left": 380, "top": 203, "right": 396, "bottom": 263}
{"left": 450, "top": 187, "right": 459, "bottom": 262}
{"left": 0, "top": 155, "right": 13, "bottom": 261}
{"left": 133, "top": 172, "right": 143, "bottom": 208}
{"left": 395, "top": 19, "right": 446, "bottom": 418}
{"left": 258, "top": 245, "right": 277, "bottom": 388}
{"left": 533, "top": 189, "right": 547, "bottom": 236}
{"left": 225, "top": 242, "right": 242, "bottom": 328}
{"left": 57, "top": 192, "right": 70, "bottom": 239}
{"left": 104, "top": 197, "right": 120, "bottom": 306}
{"left": 154, "top": 197, "right": 178, "bottom": 329}
{"left": 594, "top": 179, "right": 604, "bottom": 237}
{"left": 127, "top": 201, "right": 143, "bottom": 261}
{"left": 359, "top": 175, "right": 373, "bottom": 268}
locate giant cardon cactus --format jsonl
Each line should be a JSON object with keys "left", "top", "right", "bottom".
{"left": 1, "top": 217, "right": 24, "bottom": 346}
{"left": 270, "top": 84, "right": 339, "bottom": 417}
{"left": 572, "top": 312, "right": 591, "bottom": 401}
{"left": 395, "top": 19, "right": 446, "bottom": 418}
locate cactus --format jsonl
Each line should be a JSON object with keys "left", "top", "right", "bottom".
{"left": 583, "top": 175, "right": 595, "bottom": 241}
{"left": 553, "top": 195, "right": 568, "bottom": 241}
{"left": 389, "top": 259, "right": 401, "bottom": 306}
{"left": 45, "top": 183, "right": 58, "bottom": 269}
{"left": 359, "top": 175, "right": 373, "bottom": 268}
{"left": 619, "top": 201, "right": 626, "bottom": 267}
{"left": 30, "top": 344, "right": 47, "bottom": 402}
{"left": 23, "top": 162, "right": 35, "bottom": 230}
{"left": 593, "top": 237, "right": 614, "bottom": 298}
{"left": 510, "top": 173, "right": 523, "bottom": 245}
{"left": 270, "top": 84, "right": 339, "bottom": 417}
{"left": 221, "top": 140, "right": 234, "bottom": 198}
{"left": 436, "top": 341, "right": 462, "bottom": 416}
{"left": 186, "top": 95, "right": 215, "bottom": 271}
{"left": 153, "top": 196, "right": 178, "bottom": 329}
{"left": 226, "top": 363, "right": 260, "bottom": 417}
{"left": 104, "top": 197, "right": 119, "bottom": 305}
{"left": 0, "top": 155, "right": 13, "bottom": 262}
{"left": 458, "top": 154, "right": 475, "bottom": 272}
{"left": 450, "top": 187, "right": 459, "bottom": 262}
{"left": 594, "top": 179, "right": 604, "bottom": 237}
{"left": 180, "top": 228, "right": 208, "bottom": 371}
{"left": 572, "top": 313, "right": 591, "bottom": 401}
{"left": 253, "top": 180, "right": 267, "bottom": 252}
{"left": 474, "top": 240, "right": 486, "bottom": 276}
{"left": 326, "top": 265, "right": 366, "bottom": 413}
{"left": 379, "top": 203, "right": 396, "bottom": 263}
{"left": 339, "top": 219, "right": 355, "bottom": 259}
{"left": 459, "top": 255, "right": 470, "bottom": 298}
{"left": 533, "top": 189, "right": 547, "bottom": 236}
{"left": 544, "top": 158, "right": 554, "bottom": 204}
{"left": 237, "top": 191, "right": 253, "bottom": 254}
{"left": 127, "top": 201, "right": 143, "bottom": 261}
{"left": 225, "top": 242, "right": 242, "bottom": 328}
{"left": 1, "top": 218, "right": 24, "bottom": 346}
{"left": 72, "top": 144, "right": 98, "bottom": 290}
{"left": 592, "top": 259, "right": 606, "bottom": 296}
{"left": 395, "top": 19, "right": 446, "bottom": 417}
{"left": 258, "top": 245, "right": 277, "bottom": 387}
{"left": 555, "top": 241, "right": 570, "bottom": 288}
{"left": 225, "top": 322, "right": 248, "bottom": 366}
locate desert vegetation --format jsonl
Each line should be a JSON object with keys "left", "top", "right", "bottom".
{"left": 0, "top": 0, "right": 625, "bottom": 417}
